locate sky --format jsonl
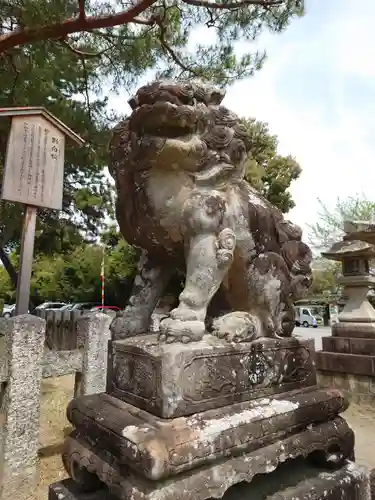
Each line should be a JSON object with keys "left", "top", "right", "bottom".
{"left": 108, "top": 0, "right": 375, "bottom": 240}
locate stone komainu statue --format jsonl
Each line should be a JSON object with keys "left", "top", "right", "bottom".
{"left": 109, "top": 80, "right": 312, "bottom": 343}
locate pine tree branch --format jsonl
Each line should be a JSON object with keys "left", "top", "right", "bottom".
{"left": 58, "top": 38, "right": 110, "bottom": 57}
{"left": 156, "top": 10, "right": 200, "bottom": 77}
{"left": 0, "top": 0, "right": 286, "bottom": 53}
{"left": 0, "top": 0, "right": 157, "bottom": 53}
{"left": 182, "top": 0, "right": 282, "bottom": 10}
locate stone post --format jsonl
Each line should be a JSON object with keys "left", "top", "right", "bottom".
{"left": 75, "top": 313, "right": 112, "bottom": 396}
{"left": 316, "top": 221, "right": 375, "bottom": 402}
{"left": 0, "top": 314, "right": 45, "bottom": 500}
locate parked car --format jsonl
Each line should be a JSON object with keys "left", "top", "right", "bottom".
{"left": 34, "top": 302, "right": 67, "bottom": 311}
{"left": 90, "top": 306, "right": 120, "bottom": 313}
{"left": 69, "top": 302, "right": 101, "bottom": 312}
{"left": 2, "top": 304, "right": 15, "bottom": 318}
{"left": 294, "top": 306, "right": 323, "bottom": 328}
{"left": 59, "top": 304, "right": 73, "bottom": 311}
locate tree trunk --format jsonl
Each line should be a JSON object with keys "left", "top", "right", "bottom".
{"left": 0, "top": 246, "right": 18, "bottom": 288}
{"left": 0, "top": 246, "right": 37, "bottom": 312}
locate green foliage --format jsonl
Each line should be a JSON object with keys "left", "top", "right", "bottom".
{"left": 0, "top": 31, "right": 114, "bottom": 256}
{"left": 0, "top": 1, "right": 304, "bottom": 86}
{"left": 0, "top": 253, "right": 17, "bottom": 303}
{"left": 0, "top": 2, "right": 117, "bottom": 289}
{"left": 0, "top": 236, "right": 138, "bottom": 306}
{"left": 104, "top": 239, "right": 138, "bottom": 306}
{"left": 242, "top": 117, "right": 301, "bottom": 213}
{"left": 308, "top": 196, "right": 375, "bottom": 251}
{"left": 310, "top": 259, "right": 341, "bottom": 298}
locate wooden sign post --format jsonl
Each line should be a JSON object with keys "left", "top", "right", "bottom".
{"left": 0, "top": 107, "right": 84, "bottom": 314}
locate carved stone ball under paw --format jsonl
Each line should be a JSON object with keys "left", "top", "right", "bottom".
{"left": 211, "top": 311, "right": 262, "bottom": 343}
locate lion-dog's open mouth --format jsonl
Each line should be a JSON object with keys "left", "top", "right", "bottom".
{"left": 127, "top": 81, "right": 224, "bottom": 139}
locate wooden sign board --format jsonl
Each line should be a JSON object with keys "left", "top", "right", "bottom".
{"left": 2, "top": 115, "right": 66, "bottom": 210}
{"left": 0, "top": 107, "right": 84, "bottom": 315}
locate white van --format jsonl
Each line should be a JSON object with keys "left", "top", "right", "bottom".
{"left": 294, "top": 306, "right": 322, "bottom": 328}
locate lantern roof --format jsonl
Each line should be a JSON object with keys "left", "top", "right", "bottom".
{"left": 343, "top": 220, "right": 375, "bottom": 246}
{"left": 322, "top": 239, "right": 375, "bottom": 261}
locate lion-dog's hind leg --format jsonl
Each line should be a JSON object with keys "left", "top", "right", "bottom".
{"left": 110, "top": 250, "right": 173, "bottom": 340}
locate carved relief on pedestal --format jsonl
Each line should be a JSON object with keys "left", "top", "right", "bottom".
{"left": 108, "top": 336, "right": 316, "bottom": 417}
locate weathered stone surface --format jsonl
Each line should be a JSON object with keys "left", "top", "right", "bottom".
{"left": 322, "top": 336, "right": 375, "bottom": 355}
{"left": 332, "top": 321, "right": 375, "bottom": 338}
{"left": 225, "top": 460, "right": 371, "bottom": 500}
{"left": 61, "top": 414, "right": 354, "bottom": 500}
{"left": 0, "top": 335, "right": 7, "bottom": 382}
{"left": 317, "top": 372, "right": 375, "bottom": 404}
{"left": 109, "top": 80, "right": 312, "bottom": 343}
{"left": 49, "top": 479, "right": 115, "bottom": 499}
{"left": 108, "top": 334, "right": 316, "bottom": 417}
{"left": 0, "top": 315, "right": 45, "bottom": 500}
{"left": 49, "top": 460, "right": 371, "bottom": 500}
{"left": 316, "top": 351, "right": 375, "bottom": 376}
{"left": 65, "top": 388, "right": 349, "bottom": 481}
{"left": 317, "top": 372, "right": 334, "bottom": 389}
{"left": 76, "top": 313, "right": 112, "bottom": 396}
{"left": 43, "top": 348, "right": 83, "bottom": 378}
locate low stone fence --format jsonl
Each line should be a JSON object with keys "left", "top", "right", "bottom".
{"left": 0, "top": 312, "right": 111, "bottom": 500}
{"left": 34, "top": 309, "right": 87, "bottom": 350}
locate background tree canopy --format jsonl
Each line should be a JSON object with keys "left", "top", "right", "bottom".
{"left": 0, "top": 30, "right": 114, "bottom": 287}
{"left": 309, "top": 258, "right": 341, "bottom": 299}
{"left": 242, "top": 117, "right": 301, "bottom": 213}
{"left": 308, "top": 195, "right": 375, "bottom": 251}
{"left": 0, "top": 229, "right": 138, "bottom": 306}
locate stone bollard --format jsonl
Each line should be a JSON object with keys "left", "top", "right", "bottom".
{"left": 0, "top": 314, "right": 45, "bottom": 500}
{"left": 75, "top": 313, "right": 112, "bottom": 396}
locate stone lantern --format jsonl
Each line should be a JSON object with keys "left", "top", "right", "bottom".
{"left": 316, "top": 220, "right": 375, "bottom": 402}
{"left": 322, "top": 238, "right": 375, "bottom": 335}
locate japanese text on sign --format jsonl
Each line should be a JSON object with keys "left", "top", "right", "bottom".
{"left": 1, "top": 115, "right": 65, "bottom": 210}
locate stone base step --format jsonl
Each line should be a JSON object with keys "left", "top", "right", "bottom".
{"left": 332, "top": 321, "right": 375, "bottom": 338}
{"left": 316, "top": 351, "right": 375, "bottom": 376}
{"left": 49, "top": 460, "right": 371, "bottom": 500}
{"left": 66, "top": 388, "right": 348, "bottom": 480}
{"left": 322, "top": 336, "right": 375, "bottom": 355}
{"left": 60, "top": 416, "right": 354, "bottom": 500}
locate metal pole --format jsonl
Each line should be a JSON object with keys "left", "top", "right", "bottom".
{"left": 15, "top": 205, "right": 37, "bottom": 315}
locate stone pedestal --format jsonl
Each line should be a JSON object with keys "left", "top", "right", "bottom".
{"left": 47, "top": 333, "right": 367, "bottom": 500}
{"left": 107, "top": 335, "right": 316, "bottom": 418}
